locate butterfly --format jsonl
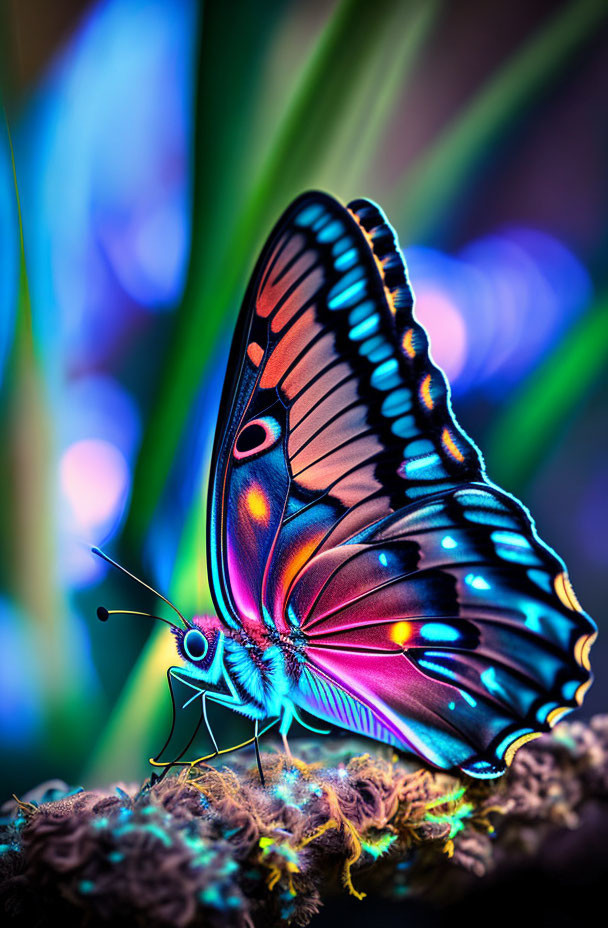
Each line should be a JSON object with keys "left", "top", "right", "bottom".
{"left": 97, "top": 191, "right": 595, "bottom": 780}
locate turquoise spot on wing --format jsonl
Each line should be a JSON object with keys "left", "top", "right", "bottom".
{"left": 350, "top": 315, "right": 379, "bottom": 340}
{"left": 562, "top": 680, "right": 580, "bottom": 700}
{"left": 349, "top": 301, "right": 375, "bottom": 325}
{"left": 465, "top": 573, "right": 491, "bottom": 591}
{"left": 481, "top": 666, "right": 507, "bottom": 698}
{"left": 317, "top": 220, "right": 344, "bottom": 242}
{"left": 381, "top": 389, "right": 412, "bottom": 417}
{"left": 417, "top": 658, "right": 457, "bottom": 680}
{"left": 378, "top": 553, "right": 388, "bottom": 567}
{"left": 328, "top": 269, "right": 367, "bottom": 309}
{"left": 495, "top": 728, "right": 534, "bottom": 761}
{"left": 537, "top": 702, "right": 559, "bottom": 724}
{"left": 335, "top": 247, "right": 358, "bottom": 270}
{"left": 460, "top": 759, "right": 502, "bottom": 779}
{"left": 371, "top": 357, "right": 400, "bottom": 389}
{"left": 295, "top": 204, "right": 325, "bottom": 226}
{"left": 420, "top": 623, "right": 460, "bottom": 642}
{"left": 332, "top": 235, "right": 354, "bottom": 256}
{"left": 442, "top": 536, "right": 457, "bottom": 549}
{"left": 492, "top": 530, "right": 538, "bottom": 566}
{"left": 459, "top": 689, "right": 477, "bottom": 707}
{"left": 491, "top": 531, "right": 531, "bottom": 548}
{"left": 403, "top": 453, "right": 440, "bottom": 475}
{"left": 368, "top": 344, "right": 393, "bottom": 364}
{"left": 528, "top": 569, "right": 552, "bottom": 593}
{"left": 391, "top": 415, "right": 417, "bottom": 438}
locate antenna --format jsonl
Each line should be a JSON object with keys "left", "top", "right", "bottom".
{"left": 96, "top": 607, "right": 182, "bottom": 631}
{"left": 92, "top": 546, "right": 188, "bottom": 629}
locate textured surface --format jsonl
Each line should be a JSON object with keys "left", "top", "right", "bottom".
{"left": 2, "top": 716, "right": 608, "bottom": 927}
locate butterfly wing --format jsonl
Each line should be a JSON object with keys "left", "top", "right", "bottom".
{"left": 207, "top": 191, "right": 595, "bottom": 775}
{"left": 288, "top": 484, "right": 594, "bottom": 776}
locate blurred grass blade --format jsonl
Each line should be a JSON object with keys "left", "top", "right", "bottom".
{"left": 125, "top": 0, "right": 428, "bottom": 549}
{"left": 395, "top": 0, "right": 607, "bottom": 241}
{"left": 1, "top": 114, "right": 93, "bottom": 758}
{"left": 486, "top": 299, "right": 608, "bottom": 489}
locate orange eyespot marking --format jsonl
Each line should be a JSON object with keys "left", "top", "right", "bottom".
{"left": 574, "top": 632, "right": 596, "bottom": 671}
{"left": 281, "top": 533, "right": 326, "bottom": 596}
{"left": 420, "top": 374, "right": 433, "bottom": 410}
{"left": 547, "top": 707, "right": 571, "bottom": 726}
{"left": 504, "top": 731, "right": 542, "bottom": 767}
{"left": 575, "top": 679, "right": 593, "bottom": 705}
{"left": 442, "top": 428, "right": 465, "bottom": 463}
{"left": 391, "top": 621, "right": 412, "bottom": 646}
{"left": 402, "top": 328, "right": 415, "bottom": 358}
{"left": 246, "top": 485, "right": 269, "bottom": 523}
{"left": 247, "top": 342, "right": 264, "bottom": 367}
{"left": 554, "top": 571, "right": 583, "bottom": 613}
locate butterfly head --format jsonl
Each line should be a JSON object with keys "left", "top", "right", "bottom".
{"left": 172, "top": 614, "right": 226, "bottom": 682}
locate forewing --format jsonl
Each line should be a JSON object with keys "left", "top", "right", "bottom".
{"left": 208, "top": 192, "right": 483, "bottom": 634}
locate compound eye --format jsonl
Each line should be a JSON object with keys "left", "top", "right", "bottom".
{"left": 234, "top": 416, "right": 281, "bottom": 460}
{"left": 183, "top": 628, "right": 208, "bottom": 662}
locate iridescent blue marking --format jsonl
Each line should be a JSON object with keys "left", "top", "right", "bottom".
{"left": 371, "top": 357, "right": 399, "bottom": 389}
{"left": 406, "top": 481, "right": 455, "bottom": 498}
{"left": 524, "top": 606, "right": 543, "bottom": 633}
{"left": 332, "top": 235, "right": 354, "bottom": 256}
{"left": 420, "top": 623, "right": 460, "bottom": 642}
{"left": 312, "top": 212, "right": 332, "bottom": 232}
{"left": 404, "top": 453, "right": 440, "bottom": 475}
{"left": 381, "top": 389, "right": 412, "bottom": 417}
{"left": 287, "top": 604, "right": 300, "bottom": 628}
{"left": 465, "top": 573, "right": 491, "bottom": 591}
{"left": 491, "top": 531, "right": 531, "bottom": 548}
{"left": 462, "top": 760, "right": 502, "bottom": 779}
{"left": 406, "top": 438, "right": 434, "bottom": 457}
{"left": 418, "top": 659, "right": 458, "bottom": 680}
{"left": 318, "top": 220, "right": 343, "bottom": 242}
{"left": 481, "top": 667, "right": 507, "bottom": 698}
{"left": 349, "top": 301, "right": 375, "bottom": 325}
{"left": 448, "top": 701, "right": 456, "bottom": 711}
{"left": 369, "top": 344, "right": 392, "bottom": 364}
{"left": 335, "top": 247, "right": 358, "bottom": 270}
{"left": 528, "top": 569, "right": 552, "bottom": 593}
{"left": 442, "top": 536, "right": 457, "bottom": 549}
{"left": 459, "top": 689, "right": 477, "bottom": 707}
{"left": 562, "top": 680, "right": 579, "bottom": 700}
{"left": 378, "top": 553, "right": 388, "bottom": 567}
{"left": 328, "top": 269, "right": 366, "bottom": 309}
{"left": 350, "top": 315, "right": 379, "bottom": 340}
{"left": 492, "top": 530, "right": 538, "bottom": 566}
{"left": 537, "top": 702, "right": 559, "bottom": 724}
{"left": 391, "top": 415, "right": 416, "bottom": 438}
{"left": 495, "top": 728, "right": 534, "bottom": 760}
{"left": 295, "top": 204, "right": 324, "bottom": 226}
{"left": 359, "top": 334, "right": 385, "bottom": 357}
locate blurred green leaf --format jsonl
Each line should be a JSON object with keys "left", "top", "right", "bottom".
{"left": 395, "top": 0, "right": 608, "bottom": 242}
{"left": 1, "top": 114, "right": 94, "bottom": 760}
{"left": 486, "top": 299, "right": 608, "bottom": 490}
{"left": 125, "top": 0, "right": 432, "bottom": 548}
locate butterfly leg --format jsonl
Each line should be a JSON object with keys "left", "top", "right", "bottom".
{"left": 253, "top": 719, "right": 266, "bottom": 787}
{"left": 279, "top": 702, "right": 295, "bottom": 759}
{"left": 201, "top": 692, "right": 220, "bottom": 756}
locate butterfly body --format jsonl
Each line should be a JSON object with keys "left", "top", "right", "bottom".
{"left": 161, "top": 191, "right": 595, "bottom": 778}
